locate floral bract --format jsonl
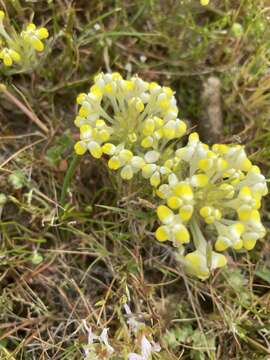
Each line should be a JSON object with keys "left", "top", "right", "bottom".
{"left": 74, "top": 73, "right": 268, "bottom": 280}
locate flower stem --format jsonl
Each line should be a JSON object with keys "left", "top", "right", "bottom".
{"left": 189, "top": 217, "right": 207, "bottom": 253}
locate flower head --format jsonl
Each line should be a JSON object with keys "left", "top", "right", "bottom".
{"left": 155, "top": 132, "right": 267, "bottom": 278}
{"left": 0, "top": 10, "right": 5, "bottom": 21}
{"left": 0, "top": 12, "right": 49, "bottom": 71}
{"left": 155, "top": 205, "right": 190, "bottom": 246}
{"left": 0, "top": 47, "right": 21, "bottom": 66}
{"left": 74, "top": 73, "right": 187, "bottom": 183}
{"left": 128, "top": 335, "right": 160, "bottom": 360}
{"left": 82, "top": 320, "right": 114, "bottom": 359}
{"left": 74, "top": 74, "right": 267, "bottom": 280}
{"left": 183, "top": 249, "right": 227, "bottom": 280}
{"left": 200, "top": 0, "right": 210, "bottom": 5}
{"left": 21, "top": 23, "right": 49, "bottom": 52}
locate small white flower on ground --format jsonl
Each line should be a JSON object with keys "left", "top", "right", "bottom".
{"left": 140, "top": 55, "right": 147, "bottom": 63}
{"left": 124, "top": 303, "right": 144, "bottom": 334}
{"left": 128, "top": 335, "right": 161, "bottom": 360}
{"left": 82, "top": 320, "right": 114, "bottom": 358}
{"left": 93, "top": 23, "right": 101, "bottom": 31}
{"left": 99, "top": 328, "right": 114, "bottom": 354}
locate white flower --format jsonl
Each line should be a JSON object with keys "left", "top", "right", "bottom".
{"left": 175, "top": 132, "right": 209, "bottom": 175}
{"left": 99, "top": 328, "right": 114, "bottom": 355}
{"left": 128, "top": 335, "right": 161, "bottom": 360}
{"left": 82, "top": 320, "right": 114, "bottom": 359}
{"left": 93, "top": 23, "right": 101, "bottom": 31}
{"left": 124, "top": 304, "right": 144, "bottom": 334}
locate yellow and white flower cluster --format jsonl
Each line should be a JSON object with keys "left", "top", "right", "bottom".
{"left": 74, "top": 72, "right": 186, "bottom": 187}
{"left": 74, "top": 73, "right": 268, "bottom": 280}
{"left": 156, "top": 133, "right": 267, "bottom": 279}
{"left": 0, "top": 10, "right": 48, "bottom": 69}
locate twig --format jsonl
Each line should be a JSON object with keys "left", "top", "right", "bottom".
{"left": 0, "top": 138, "right": 45, "bottom": 170}
{"left": 199, "top": 76, "right": 223, "bottom": 144}
{"left": 0, "top": 317, "right": 46, "bottom": 341}
{"left": 0, "top": 84, "right": 49, "bottom": 134}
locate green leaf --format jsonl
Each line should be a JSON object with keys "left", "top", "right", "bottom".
{"left": 45, "top": 130, "right": 73, "bottom": 166}
{"left": 255, "top": 267, "right": 270, "bottom": 284}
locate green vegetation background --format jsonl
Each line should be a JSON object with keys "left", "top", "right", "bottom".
{"left": 0, "top": 0, "right": 269, "bottom": 359}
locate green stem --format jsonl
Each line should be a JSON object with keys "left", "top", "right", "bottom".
{"left": 189, "top": 217, "right": 207, "bottom": 253}
{"left": 0, "top": 24, "right": 13, "bottom": 43}
{"left": 60, "top": 154, "right": 80, "bottom": 212}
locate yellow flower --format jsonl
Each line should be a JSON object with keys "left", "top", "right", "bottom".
{"left": 0, "top": 48, "right": 21, "bottom": 66}
{"left": 200, "top": 0, "right": 210, "bottom": 5}
{"left": 0, "top": 10, "right": 5, "bottom": 21}
{"left": 155, "top": 205, "right": 190, "bottom": 247}
{"left": 73, "top": 74, "right": 267, "bottom": 280}
{"left": 74, "top": 73, "right": 186, "bottom": 180}
{"left": 184, "top": 250, "right": 227, "bottom": 280}
{"left": 200, "top": 206, "right": 222, "bottom": 224}
{"left": 21, "top": 23, "right": 49, "bottom": 52}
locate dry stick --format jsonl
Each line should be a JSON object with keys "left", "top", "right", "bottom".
{"left": 0, "top": 347, "right": 16, "bottom": 360}
{"left": 0, "top": 138, "right": 45, "bottom": 170}
{"left": 12, "top": 323, "right": 49, "bottom": 357}
{"left": 0, "top": 84, "right": 49, "bottom": 134}
{"left": 0, "top": 317, "right": 46, "bottom": 341}
{"left": 199, "top": 76, "right": 223, "bottom": 144}
{"left": 183, "top": 277, "right": 213, "bottom": 359}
